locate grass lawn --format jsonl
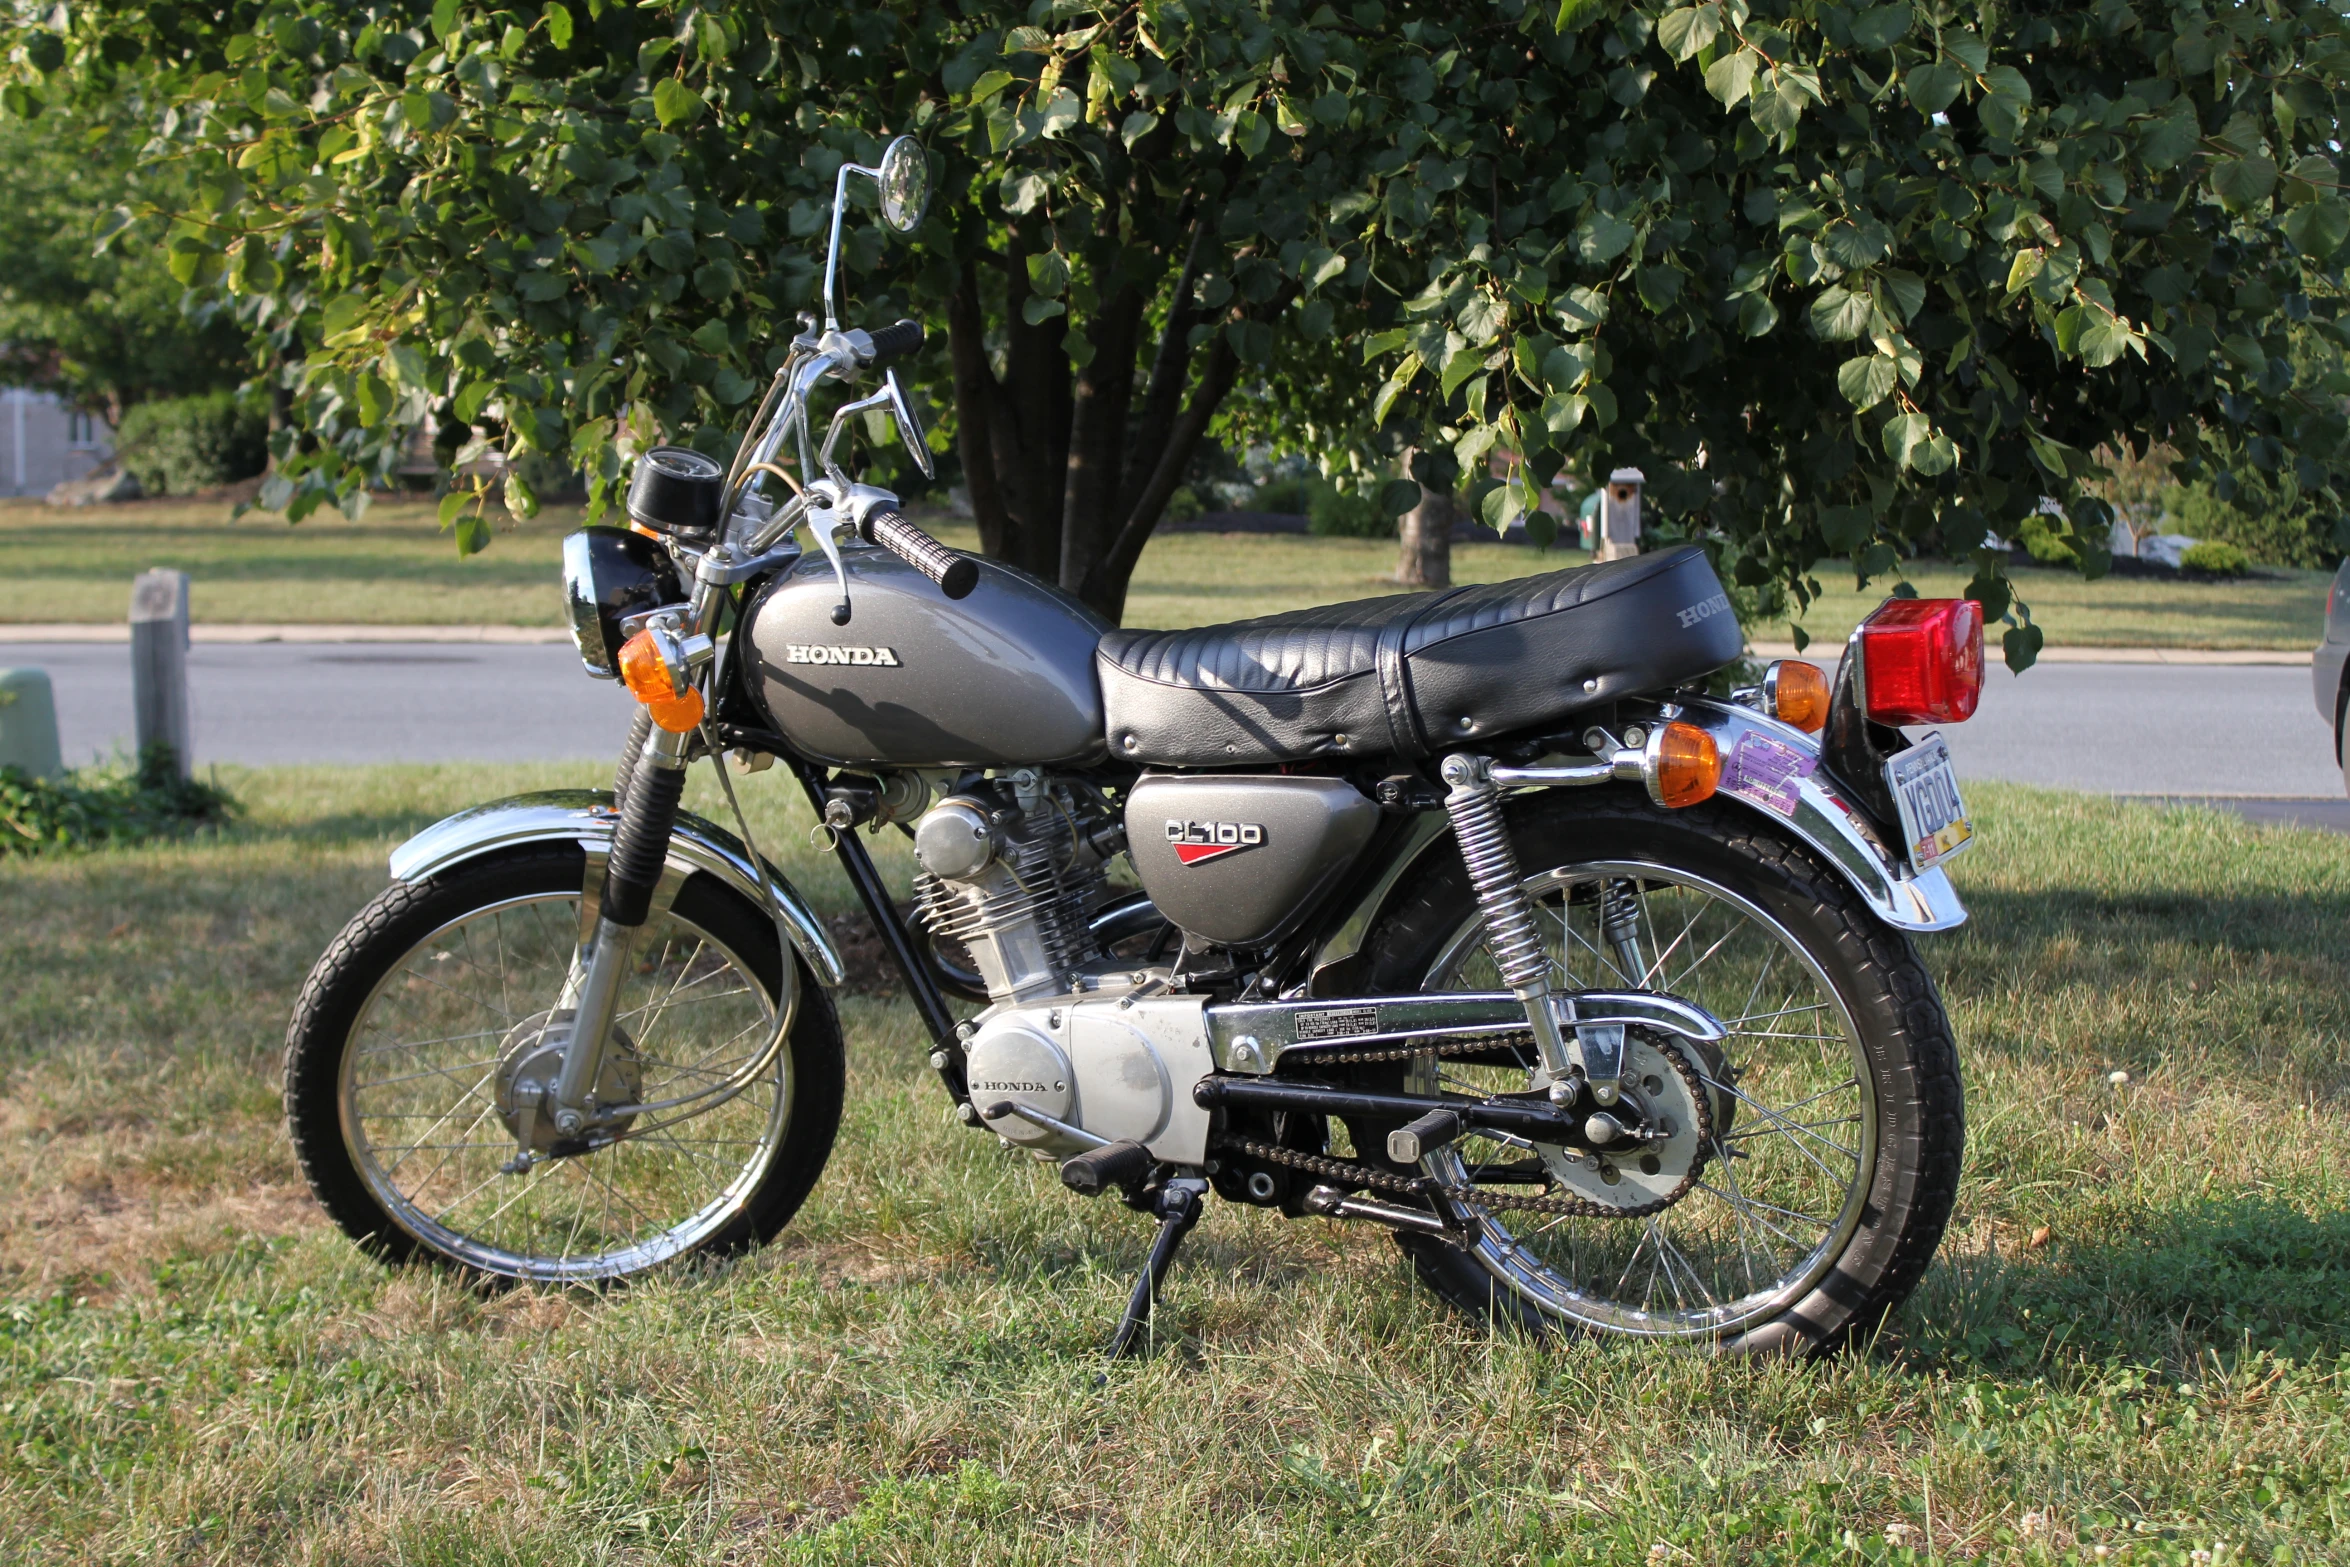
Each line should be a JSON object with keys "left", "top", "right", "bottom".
{"left": 2, "top": 495, "right": 2327, "bottom": 650}
{"left": 3, "top": 768, "right": 2347, "bottom": 1561}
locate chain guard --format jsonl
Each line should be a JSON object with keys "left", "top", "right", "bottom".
{"left": 1213, "top": 1032, "right": 1716, "bottom": 1223}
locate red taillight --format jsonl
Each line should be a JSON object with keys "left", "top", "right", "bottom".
{"left": 1856, "top": 598, "right": 1983, "bottom": 725}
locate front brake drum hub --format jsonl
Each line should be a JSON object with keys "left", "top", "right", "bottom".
{"left": 495, "top": 1009, "right": 644, "bottom": 1153}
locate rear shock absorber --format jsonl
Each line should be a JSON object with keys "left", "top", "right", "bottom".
{"left": 1439, "top": 754, "right": 1576, "bottom": 1091}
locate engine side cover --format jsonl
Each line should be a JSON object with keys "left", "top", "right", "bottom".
{"left": 967, "top": 996, "right": 1213, "bottom": 1163}
{"left": 1126, "top": 775, "right": 1380, "bottom": 947}
{"left": 740, "top": 544, "right": 1110, "bottom": 769}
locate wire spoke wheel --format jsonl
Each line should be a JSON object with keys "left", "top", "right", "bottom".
{"left": 287, "top": 845, "right": 843, "bottom": 1285}
{"left": 1360, "top": 793, "right": 1961, "bottom": 1352}
{"left": 1419, "top": 862, "right": 1872, "bottom": 1338}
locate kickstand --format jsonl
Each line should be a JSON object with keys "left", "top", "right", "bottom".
{"left": 1105, "top": 1176, "right": 1208, "bottom": 1360}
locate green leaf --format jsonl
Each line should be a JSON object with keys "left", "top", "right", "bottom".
{"left": 354, "top": 372, "right": 392, "bottom": 428}
{"left": 503, "top": 466, "right": 540, "bottom": 520}
{"left": 437, "top": 489, "right": 472, "bottom": 530}
{"left": 1837, "top": 354, "right": 1899, "bottom": 410}
{"left": 1026, "top": 249, "right": 1072, "bottom": 300}
{"left": 1657, "top": 5, "right": 1719, "bottom": 63}
{"left": 1879, "top": 269, "right": 1926, "bottom": 323}
{"left": 1440, "top": 351, "right": 1486, "bottom": 400}
{"left": 1572, "top": 212, "right": 1636, "bottom": 266}
{"left": 1848, "top": 3, "right": 1912, "bottom": 50}
{"left": 1738, "top": 293, "right": 1780, "bottom": 336}
{"left": 692, "top": 260, "right": 736, "bottom": 300}
{"left": 712, "top": 367, "right": 757, "bottom": 405}
{"left": 1911, "top": 432, "right": 1958, "bottom": 476}
{"left": 1808, "top": 286, "right": 1871, "bottom": 341}
{"left": 1000, "top": 172, "right": 1049, "bottom": 215}
{"left": 2074, "top": 309, "right": 2139, "bottom": 369}
{"left": 2212, "top": 154, "right": 2278, "bottom": 212}
{"left": 1704, "top": 49, "right": 1757, "bottom": 108}
{"left": 453, "top": 506, "right": 491, "bottom": 556}
{"left": 1021, "top": 296, "right": 1066, "bottom": 325}
{"left": 1541, "top": 392, "right": 1588, "bottom": 435}
{"left": 2002, "top": 621, "right": 2042, "bottom": 673}
{"left": 2283, "top": 198, "right": 2350, "bottom": 260}
{"left": 2003, "top": 249, "right": 2043, "bottom": 294}
{"left": 1819, "top": 505, "right": 1873, "bottom": 552}
{"left": 517, "top": 270, "right": 568, "bottom": 303}
{"left": 652, "top": 79, "right": 704, "bottom": 129}
{"left": 1904, "top": 63, "right": 1963, "bottom": 116}
{"left": 1120, "top": 111, "right": 1159, "bottom": 149}
{"left": 23, "top": 31, "right": 64, "bottom": 74}
{"left": 453, "top": 380, "right": 493, "bottom": 423}
{"left": 1636, "top": 265, "right": 1683, "bottom": 311}
{"left": 1379, "top": 477, "right": 1424, "bottom": 518}
{"left": 1881, "top": 411, "right": 1930, "bottom": 468}
{"left": 544, "top": 2, "right": 573, "bottom": 48}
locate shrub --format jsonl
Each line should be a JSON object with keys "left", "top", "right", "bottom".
{"left": 2180, "top": 540, "right": 2249, "bottom": 576}
{"left": 1162, "top": 485, "right": 1204, "bottom": 523}
{"left": 115, "top": 391, "right": 269, "bottom": 495}
{"left": 1307, "top": 483, "right": 1391, "bottom": 538}
{"left": 2164, "top": 480, "right": 2340, "bottom": 569}
{"left": 0, "top": 746, "right": 238, "bottom": 855}
{"left": 1250, "top": 476, "right": 1314, "bottom": 514}
{"left": 2013, "top": 513, "right": 2079, "bottom": 566}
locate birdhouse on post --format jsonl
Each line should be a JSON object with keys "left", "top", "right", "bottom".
{"left": 1598, "top": 467, "right": 1644, "bottom": 562}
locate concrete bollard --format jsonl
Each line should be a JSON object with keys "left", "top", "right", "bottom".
{"left": 0, "top": 668, "right": 64, "bottom": 779}
{"left": 1597, "top": 467, "right": 1644, "bottom": 562}
{"left": 130, "top": 568, "right": 191, "bottom": 778}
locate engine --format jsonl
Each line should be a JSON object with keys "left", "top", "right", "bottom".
{"left": 909, "top": 771, "right": 1122, "bottom": 1004}
{"left": 910, "top": 772, "right": 1219, "bottom": 1164}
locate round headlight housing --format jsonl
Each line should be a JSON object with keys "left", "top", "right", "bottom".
{"left": 562, "top": 527, "right": 685, "bottom": 678}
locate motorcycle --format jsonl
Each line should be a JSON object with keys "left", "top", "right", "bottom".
{"left": 285, "top": 137, "right": 1985, "bottom": 1355}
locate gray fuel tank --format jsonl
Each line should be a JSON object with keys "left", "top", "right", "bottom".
{"left": 740, "top": 542, "right": 1111, "bottom": 769}
{"left": 1126, "top": 774, "right": 1380, "bottom": 948}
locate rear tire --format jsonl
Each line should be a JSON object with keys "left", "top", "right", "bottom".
{"left": 1355, "top": 788, "right": 1964, "bottom": 1354}
{"left": 284, "top": 844, "right": 843, "bottom": 1282}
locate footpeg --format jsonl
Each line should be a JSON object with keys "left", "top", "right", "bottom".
{"left": 1060, "top": 1139, "right": 1153, "bottom": 1197}
{"left": 1386, "top": 1108, "right": 1464, "bottom": 1165}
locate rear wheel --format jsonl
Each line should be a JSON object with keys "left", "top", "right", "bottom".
{"left": 284, "top": 844, "right": 843, "bottom": 1282}
{"left": 1355, "top": 789, "right": 1963, "bottom": 1353}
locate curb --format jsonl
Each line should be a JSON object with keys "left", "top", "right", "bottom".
{"left": 0, "top": 623, "right": 574, "bottom": 644}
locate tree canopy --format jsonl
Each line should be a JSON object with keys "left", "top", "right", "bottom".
{"left": 0, "top": 110, "right": 249, "bottom": 420}
{"left": 10, "top": 0, "right": 2350, "bottom": 659}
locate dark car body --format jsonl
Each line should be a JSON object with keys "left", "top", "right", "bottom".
{"left": 2314, "top": 559, "right": 2350, "bottom": 786}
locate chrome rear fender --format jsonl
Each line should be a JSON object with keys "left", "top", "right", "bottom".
{"left": 1308, "top": 698, "right": 1962, "bottom": 985}
{"left": 387, "top": 789, "right": 847, "bottom": 986}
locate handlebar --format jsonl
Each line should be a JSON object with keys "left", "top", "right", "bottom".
{"left": 862, "top": 508, "right": 977, "bottom": 599}
{"left": 862, "top": 318, "right": 925, "bottom": 367}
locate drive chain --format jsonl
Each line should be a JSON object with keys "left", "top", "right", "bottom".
{"left": 1216, "top": 1036, "right": 1715, "bottom": 1223}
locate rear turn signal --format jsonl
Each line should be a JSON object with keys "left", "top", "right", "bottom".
{"left": 1646, "top": 720, "right": 1720, "bottom": 809}
{"left": 1761, "top": 659, "right": 1829, "bottom": 734}
{"left": 1856, "top": 598, "right": 1983, "bottom": 726}
{"left": 618, "top": 631, "right": 706, "bottom": 733}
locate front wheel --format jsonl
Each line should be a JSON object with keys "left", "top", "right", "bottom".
{"left": 284, "top": 843, "right": 844, "bottom": 1282}
{"left": 1355, "top": 789, "right": 1964, "bottom": 1353}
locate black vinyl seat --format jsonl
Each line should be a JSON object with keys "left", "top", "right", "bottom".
{"left": 1095, "top": 545, "right": 1743, "bottom": 766}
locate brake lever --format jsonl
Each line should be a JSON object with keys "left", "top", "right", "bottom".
{"left": 804, "top": 485, "right": 855, "bottom": 625}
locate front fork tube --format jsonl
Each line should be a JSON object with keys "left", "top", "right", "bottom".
{"left": 552, "top": 722, "right": 693, "bottom": 1135}
{"left": 1438, "top": 755, "right": 1624, "bottom": 1107}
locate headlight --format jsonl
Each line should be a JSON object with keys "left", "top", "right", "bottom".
{"left": 562, "top": 527, "right": 685, "bottom": 678}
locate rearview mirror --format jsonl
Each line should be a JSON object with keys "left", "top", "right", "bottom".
{"left": 877, "top": 137, "right": 930, "bottom": 234}
{"left": 883, "top": 366, "right": 935, "bottom": 479}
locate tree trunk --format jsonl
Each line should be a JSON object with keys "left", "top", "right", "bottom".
{"left": 1396, "top": 466, "right": 1454, "bottom": 589}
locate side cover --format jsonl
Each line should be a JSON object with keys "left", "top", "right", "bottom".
{"left": 739, "top": 544, "right": 1111, "bottom": 770}
{"left": 388, "top": 790, "right": 846, "bottom": 986}
{"left": 1126, "top": 774, "right": 1381, "bottom": 947}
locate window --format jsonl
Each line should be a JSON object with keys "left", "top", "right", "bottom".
{"left": 66, "top": 410, "right": 100, "bottom": 448}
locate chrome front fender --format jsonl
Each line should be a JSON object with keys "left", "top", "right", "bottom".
{"left": 387, "top": 789, "right": 847, "bottom": 986}
{"left": 1677, "top": 697, "right": 1966, "bottom": 932}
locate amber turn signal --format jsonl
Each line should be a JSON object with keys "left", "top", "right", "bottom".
{"left": 1762, "top": 658, "right": 1829, "bottom": 734}
{"left": 1648, "top": 721, "right": 1721, "bottom": 809}
{"left": 617, "top": 631, "right": 706, "bottom": 733}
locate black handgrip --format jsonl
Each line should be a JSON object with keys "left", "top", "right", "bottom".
{"left": 862, "top": 318, "right": 925, "bottom": 365}
{"left": 863, "top": 508, "right": 978, "bottom": 599}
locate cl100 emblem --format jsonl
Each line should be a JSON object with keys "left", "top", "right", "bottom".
{"left": 1165, "top": 818, "right": 1265, "bottom": 865}
{"left": 783, "top": 644, "right": 901, "bottom": 666}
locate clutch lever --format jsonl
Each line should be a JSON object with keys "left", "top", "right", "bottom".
{"left": 803, "top": 485, "right": 855, "bottom": 625}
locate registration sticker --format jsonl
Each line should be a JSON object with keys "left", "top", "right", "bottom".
{"left": 1885, "top": 733, "right": 1974, "bottom": 873}
{"left": 1721, "top": 731, "right": 1816, "bottom": 819}
{"left": 1295, "top": 1006, "right": 1378, "bottom": 1041}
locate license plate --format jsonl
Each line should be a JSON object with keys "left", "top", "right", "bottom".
{"left": 1885, "top": 733, "right": 1974, "bottom": 874}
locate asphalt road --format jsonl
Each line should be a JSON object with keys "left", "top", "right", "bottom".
{"left": 1, "top": 639, "right": 2341, "bottom": 809}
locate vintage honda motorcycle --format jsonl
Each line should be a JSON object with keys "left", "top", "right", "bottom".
{"left": 286, "top": 138, "right": 1986, "bottom": 1355}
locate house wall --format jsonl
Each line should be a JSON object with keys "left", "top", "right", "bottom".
{"left": 0, "top": 388, "right": 113, "bottom": 497}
